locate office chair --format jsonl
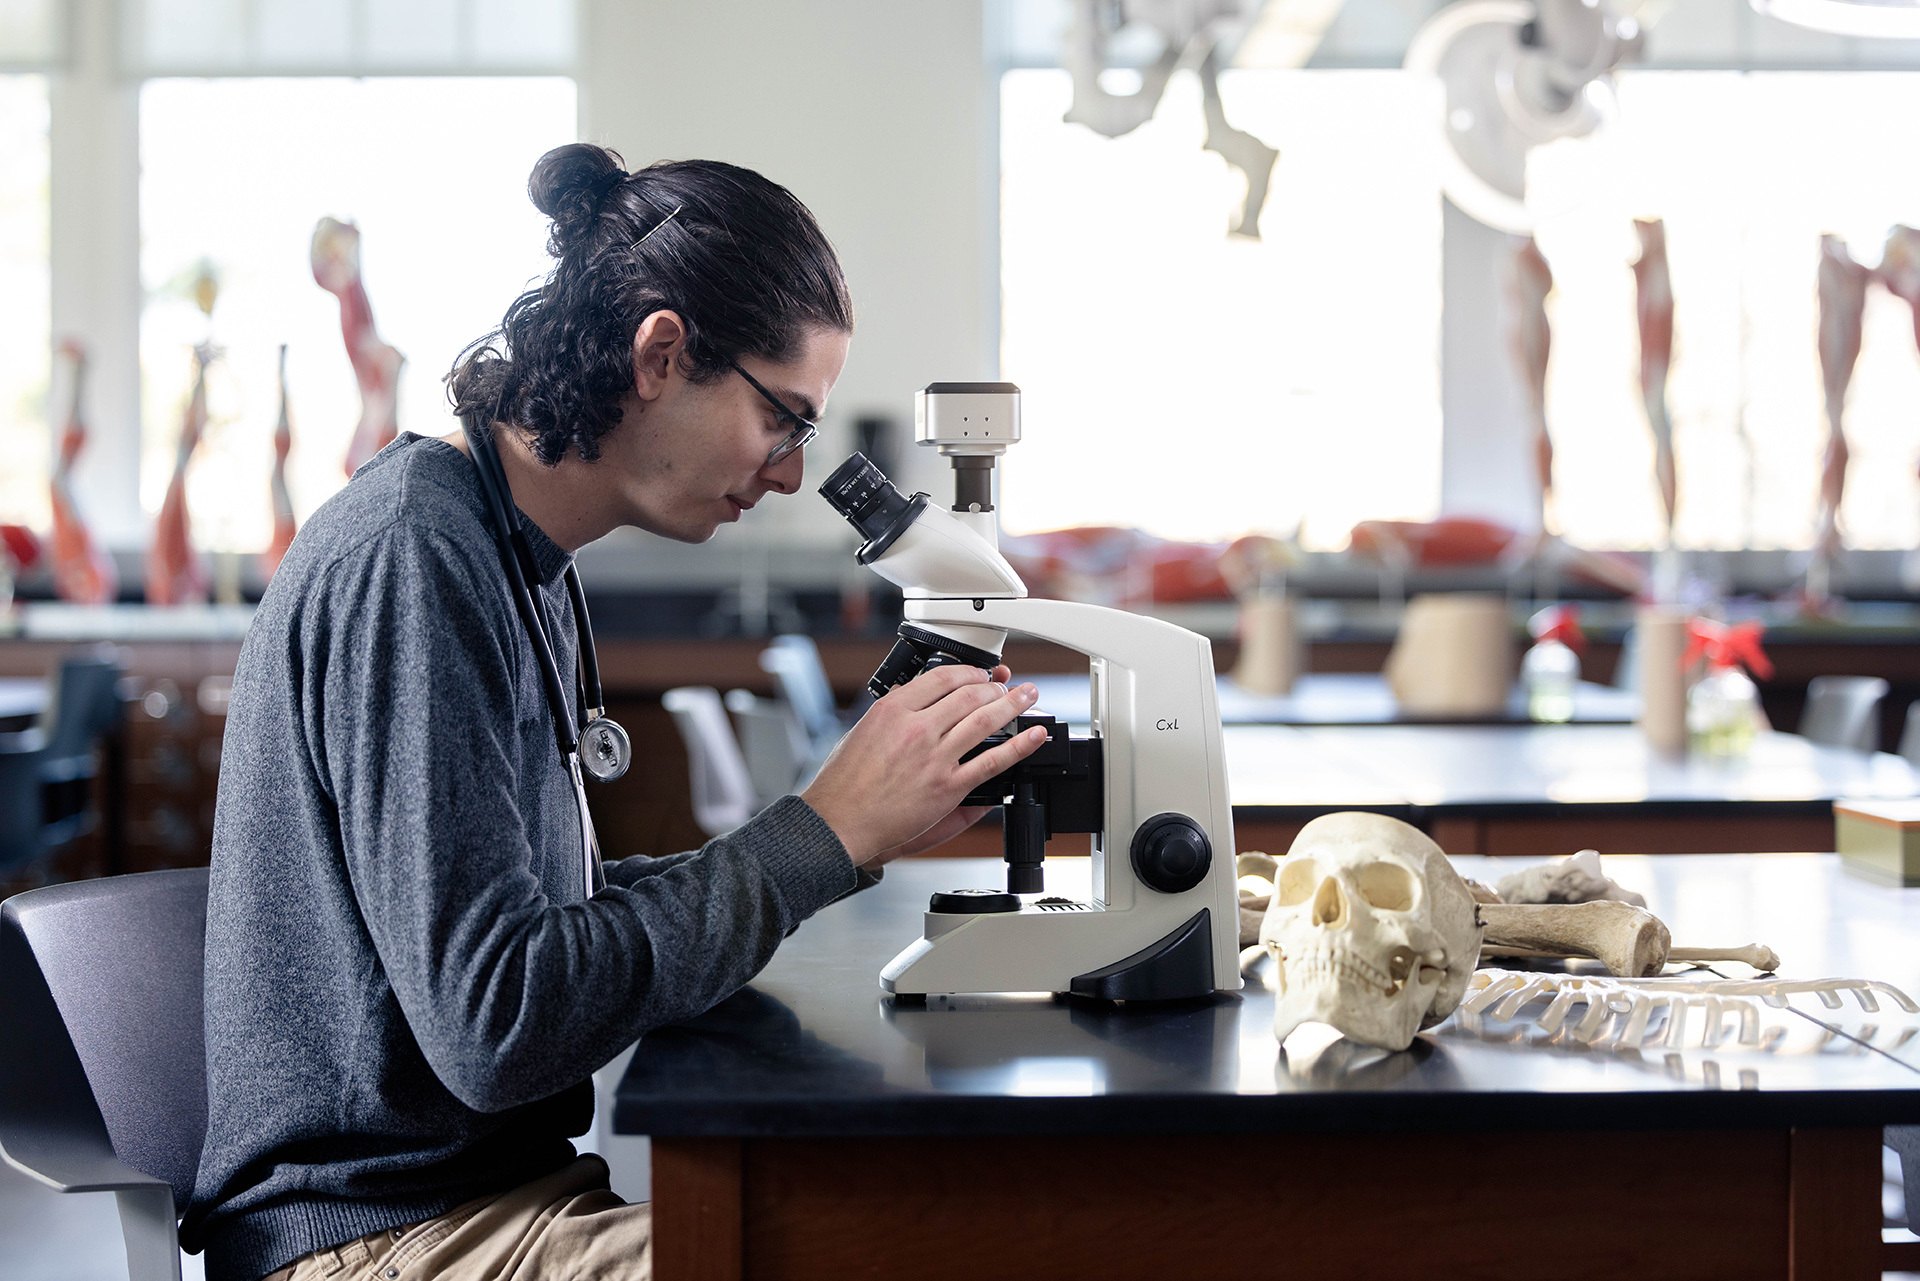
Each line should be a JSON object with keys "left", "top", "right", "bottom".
{"left": 660, "top": 687, "right": 757, "bottom": 838}
{"left": 723, "top": 688, "right": 812, "bottom": 806}
{"left": 0, "top": 651, "right": 125, "bottom": 877}
{"left": 0, "top": 867, "right": 209, "bottom": 1281}
{"left": 1797, "top": 675, "right": 1890, "bottom": 753}
{"left": 1892, "top": 1127, "right": 1920, "bottom": 1242}
{"left": 1899, "top": 702, "right": 1920, "bottom": 769}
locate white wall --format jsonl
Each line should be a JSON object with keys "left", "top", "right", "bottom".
{"left": 576, "top": 0, "right": 997, "bottom": 580}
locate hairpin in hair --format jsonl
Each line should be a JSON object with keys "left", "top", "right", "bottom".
{"left": 630, "top": 205, "right": 684, "bottom": 253}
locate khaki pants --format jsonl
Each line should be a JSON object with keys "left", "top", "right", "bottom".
{"left": 264, "top": 1155, "right": 651, "bottom": 1281}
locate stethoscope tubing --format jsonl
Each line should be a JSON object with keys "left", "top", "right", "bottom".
{"left": 463, "top": 413, "right": 583, "bottom": 760}
{"left": 460, "top": 413, "right": 614, "bottom": 897}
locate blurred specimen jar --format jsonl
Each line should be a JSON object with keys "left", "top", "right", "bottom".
{"left": 1522, "top": 637, "right": 1579, "bottom": 723}
{"left": 1688, "top": 665, "right": 1761, "bottom": 758}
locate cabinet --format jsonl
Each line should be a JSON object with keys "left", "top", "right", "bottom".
{"left": 0, "top": 639, "right": 239, "bottom": 890}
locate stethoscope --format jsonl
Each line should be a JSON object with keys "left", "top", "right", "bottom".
{"left": 461, "top": 412, "right": 631, "bottom": 898}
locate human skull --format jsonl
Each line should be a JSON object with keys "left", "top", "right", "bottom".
{"left": 1261, "top": 812, "right": 1483, "bottom": 1052}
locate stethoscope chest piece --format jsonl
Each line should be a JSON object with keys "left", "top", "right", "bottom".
{"left": 580, "top": 715, "right": 632, "bottom": 783}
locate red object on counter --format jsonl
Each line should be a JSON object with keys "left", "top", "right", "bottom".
{"left": 0, "top": 524, "right": 41, "bottom": 571}
{"left": 1349, "top": 516, "right": 1517, "bottom": 567}
{"left": 999, "top": 528, "right": 1289, "bottom": 605}
{"left": 1528, "top": 602, "right": 1587, "bottom": 654}
{"left": 1682, "top": 619, "right": 1774, "bottom": 680}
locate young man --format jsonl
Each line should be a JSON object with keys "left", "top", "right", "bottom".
{"left": 183, "top": 144, "right": 1046, "bottom": 1281}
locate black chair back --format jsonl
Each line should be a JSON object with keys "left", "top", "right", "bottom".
{"left": 40, "top": 653, "right": 125, "bottom": 773}
{"left": 0, "top": 868, "right": 209, "bottom": 1213}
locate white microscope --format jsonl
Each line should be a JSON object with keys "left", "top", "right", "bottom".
{"left": 819, "top": 382, "right": 1242, "bottom": 1003}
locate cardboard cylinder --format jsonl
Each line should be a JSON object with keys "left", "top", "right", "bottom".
{"left": 1234, "top": 596, "right": 1303, "bottom": 696}
{"left": 1384, "top": 594, "right": 1515, "bottom": 717}
{"left": 1635, "top": 607, "right": 1690, "bottom": 755}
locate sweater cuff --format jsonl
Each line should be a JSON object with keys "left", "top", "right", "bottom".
{"left": 739, "top": 794, "right": 859, "bottom": 924}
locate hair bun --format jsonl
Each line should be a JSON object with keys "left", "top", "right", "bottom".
{"left": 528, "top": 142, "right": 627, "bottom": 255}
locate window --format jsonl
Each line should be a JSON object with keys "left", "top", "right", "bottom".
{"left": 998, "top": 67, "right": 1444, "bottom": 548}
{"left": 0, "top": 74, "right": 51, "bottom": 529}
{"left": 1532, "top": 70, "right": 1920, "bottom": 552}
{"left": 137, "top": 77, "right": 575, "bottom": 550}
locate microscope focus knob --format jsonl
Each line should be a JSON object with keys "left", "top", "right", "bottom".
{"left": 1130, "top": 813, "right": 1211, "bottom": 894}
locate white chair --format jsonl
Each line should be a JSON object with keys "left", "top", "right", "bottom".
{"left": 724, "top": 689, "right": 812, "bottom": 805}
{"left": 759, "top": 635, "right": 843, "bottom": 765}
{"left": 1898, "top": 702, "right": 1920, "bottom": 769}
{"left": 660, "top": 687, "right": 756, "bottom": 838}
{"left": 1797, "top": 675, "right": 1890, "bottom": 753}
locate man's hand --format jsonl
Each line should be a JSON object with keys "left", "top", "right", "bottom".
{"left": 801, "top": 663, "right": 1045, "bottom": 867}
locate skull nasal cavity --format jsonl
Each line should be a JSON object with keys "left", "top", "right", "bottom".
{"left": 1311, "top": 877, "right": 1346, "bottom": 927}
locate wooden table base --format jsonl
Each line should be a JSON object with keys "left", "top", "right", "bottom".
{"left": 653, "top": 1126, "right": 1884, "bottom": 1280}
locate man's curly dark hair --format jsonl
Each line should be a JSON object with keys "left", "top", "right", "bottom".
{"left": 448, "top": 143, "right": 853, "bottom": 466}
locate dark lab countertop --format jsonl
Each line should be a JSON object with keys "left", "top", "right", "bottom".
{"left": 614, "top": 854, "right": 1920, "bottom": 1139}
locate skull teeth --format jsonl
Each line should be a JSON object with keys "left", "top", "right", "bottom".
{"left": 1280, "top": 946, "right": 1399, "bottom": 996}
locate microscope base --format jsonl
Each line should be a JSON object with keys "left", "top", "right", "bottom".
{"left": 881, "top": 905, "right": 1231, "bottom": 1002}
{"left": 1067, "top": 908, "right": 1215, "bottom": 1002}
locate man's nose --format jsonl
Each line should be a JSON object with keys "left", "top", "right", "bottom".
{"left": 762, "top": 447, "right": 805, "bottom": 495}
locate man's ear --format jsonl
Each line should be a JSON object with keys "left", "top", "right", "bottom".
{"left": 630, "top": 310, "right": 689, "bottom": 402}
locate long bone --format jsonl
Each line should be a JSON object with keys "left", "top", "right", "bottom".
{"left": 1479, "top": 900, "right": 1781, "bottom": 976}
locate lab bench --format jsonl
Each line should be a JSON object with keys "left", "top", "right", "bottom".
{"left": 616, "top": 853, "right": 1920, "bottom": 1281}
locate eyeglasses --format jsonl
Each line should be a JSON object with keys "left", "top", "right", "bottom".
{"left": 729, "top": 361, "right": 819, "bottom": 467}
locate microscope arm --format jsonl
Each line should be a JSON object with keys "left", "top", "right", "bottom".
{"left": 906, "top": 597, "right": 1213, "bottom": 676}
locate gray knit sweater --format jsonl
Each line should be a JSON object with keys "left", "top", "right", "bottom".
{"left": 183, "top": 435, "right": 859, "bottom": 1281}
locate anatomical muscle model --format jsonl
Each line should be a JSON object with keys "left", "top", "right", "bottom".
{"left": 1808, "top": 234, "right": 1872, "bottom": 608}
{"left": 147, "top": 342, "right": 213, "bottom": 606}
{"left": 1507, "top": 236, "right": 1556, "bottom": 535}
{"left": 47, "top": 339, "right": 119, "bottom": 606}
{"left": 1881, "top": 224, "right": 1920, "bottom": 352}
{"left": 1880, "top": 227, "right": 1920, "bottom": 543}
{"left": 262, "top": 344, "right": 297, "bottom": 581}
{"left": 312, "top": 217, "right": 405, "bottom": 478}
{"left": 1632, "top": 218, "right": 1677, "bottom": 547}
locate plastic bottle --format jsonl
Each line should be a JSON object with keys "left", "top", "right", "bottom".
{"left": 1522, "top": 604, "right": 1584, "bottom": 723}
{"left": 1687, "top": 664, "right": 1760, "bottom": 757}
{"left": 1682, "top": 619, "right": 1773, "bottom": 759}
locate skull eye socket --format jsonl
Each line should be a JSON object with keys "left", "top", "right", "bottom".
{"left": 1355, "top": 861, "right": 1416, "bottom": 911}
{"left": 1276, "top": 858, "right": 1319, "bottom": 906}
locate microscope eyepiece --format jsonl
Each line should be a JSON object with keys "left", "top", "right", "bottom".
{"left": 820, "top": 453, "right": 931, "bottom": 564}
